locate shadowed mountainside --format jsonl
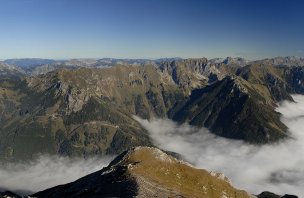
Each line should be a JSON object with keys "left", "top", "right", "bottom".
{"left": 0, "top": 58, "right": 304, "bottom": 161}
{"left": 32, "top": 146, "right": 252, "bottom": 198}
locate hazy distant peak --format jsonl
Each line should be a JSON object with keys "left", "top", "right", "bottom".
{"left": 254, "top": 56, "right": 304, "bottom": 66}
{"left": 222, "top": 56, "right": 249, "bottom": 66}
{"left": 4, "top": 58, "right": 56, "bottom": 68}
{"left": 0, "top": 61, "right": 24, "bottom": 73}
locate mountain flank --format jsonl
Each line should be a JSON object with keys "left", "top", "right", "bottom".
{"left": 32, "top": 146, "right": 252, "bottom": 198}
{"left": 0, "top": 58, "right": 304, "bottom": 161}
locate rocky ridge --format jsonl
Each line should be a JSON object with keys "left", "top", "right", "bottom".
{"left": 4, "top": 56, "right": 304, "bottom": 76}
{"left": 31, "top": 146, "right": 253, "bottom": 198}
{"left": 0, "top": 58, "right": 304, "bottom": 161}
{"left": 1, "top": 147, "right": 296, "bottom": 198}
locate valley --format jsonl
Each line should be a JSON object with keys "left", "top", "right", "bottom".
{"left": 0, "top": 57, "right": 303, "bottom": 197}
{"left": 1, "top": 57, "right": 304, "bottom": 161}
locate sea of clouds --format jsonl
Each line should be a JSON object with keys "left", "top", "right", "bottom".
{"left": 0, "top": 95, "right": 303, "bottom": 196}
{"left": 0, "top": 155, "right": 113, "bottom": 195}
{"left": 135, "top": 95, "right": 304, "bottom": 196}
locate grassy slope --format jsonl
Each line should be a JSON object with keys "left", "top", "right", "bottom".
{"left": 33, "top": 147, "right": 252, "bottom": 198}
{"left": 1, "top": 62, "right": 302, "bottom": 160}
{"left": 0, "top": 65, "right": 192, "bottom": 161}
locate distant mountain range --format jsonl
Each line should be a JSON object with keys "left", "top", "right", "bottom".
{"left": 2, "top": 56, "right": 304, "bottom": 76}
{"left": 4, "top": 58, "right": 57, "bottom": 68}
{"left": 0, "top": 57, "right": 304, "bottom": 162}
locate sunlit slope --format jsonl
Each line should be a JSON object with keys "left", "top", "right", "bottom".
{"left": 33, "top": 147, "right": 252, "bottom": 198}
{"left": 0, "top": 60, "right": 304, "bottom": 161}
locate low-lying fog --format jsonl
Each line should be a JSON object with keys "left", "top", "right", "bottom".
{"left": 0, "top": 95, "right": 303, "bottom": 196}
{"left": 0, "top": 156, "right": 113, "bottom": 195}
{"left": 135, "top": 94, "right": 304, "bottom": 196}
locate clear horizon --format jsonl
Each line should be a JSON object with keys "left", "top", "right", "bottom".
{"left": 1, "top": 55, "right": 304, "bottom": 62}
{"left": 1, "top": 0, "right": 304, "bottom": 59}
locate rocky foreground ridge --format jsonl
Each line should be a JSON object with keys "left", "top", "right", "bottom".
{"left": 0, "top": 147, "right": 298, "bottom": 198}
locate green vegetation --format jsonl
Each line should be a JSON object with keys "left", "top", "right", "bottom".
{"left": 0, "top": 60, "right": 303, "bottom": 161}
{"left": 32, "top": 147, "right": 252, "bottom": 198}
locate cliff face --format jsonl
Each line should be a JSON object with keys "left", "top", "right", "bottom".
{"left": 32, "top": 146, "right": 252, "bottom": 198}
{"left": 171, "top": 76, "right": 288, "bottom": 143}
{"left": 283, "top": 66, "right": 304, "bottom": 94}
{"left": 0, "top": 59, "right": 303, "bottom": 161}
{"left": 0, "top": 64, "right": 196, "bottom": 161}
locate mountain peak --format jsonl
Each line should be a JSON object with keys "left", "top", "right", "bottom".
{"left": 222, "top": 57, "right": 248, "bottom": 66}
{"left": 32, "top": 146, "right": 252, "bottom": 198}
{"left": 108, "top": 146, "right": 192, "bottom": 168}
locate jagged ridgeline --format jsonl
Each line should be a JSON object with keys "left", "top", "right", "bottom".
{"left": 0, "top": 58, "right": 304, "bottom": 161}
{"left": 0, "top": 147, "right": 297, "bottom": 198}
{"left": 31, "top": 147, "right": 252, "bottom": 198}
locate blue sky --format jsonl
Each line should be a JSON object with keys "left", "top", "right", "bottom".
{"left": 0, "top": 0, "right": 304, "bottom": 59}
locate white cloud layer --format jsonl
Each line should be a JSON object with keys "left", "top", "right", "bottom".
{"left": 135, "top": 95, "right": 304, "bottom": 196}
{"left": 0, "top": 95, "right": 303, "bottom": 196}
{"left": 0, "top": 155, "right": 113, "bottom": 195}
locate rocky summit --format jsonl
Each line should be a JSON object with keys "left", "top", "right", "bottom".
{"left": 0, "top": 147, "right": 293, "bottom": 198}
{"left": 31, "top": 146, "right": 252, "bottom": 198}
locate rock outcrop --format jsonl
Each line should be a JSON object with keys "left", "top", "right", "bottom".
{"left": 32, "top": 147, "right": 252, "bottom": 198}
{"left": 0, "top": 58, "right": 304, "bottom": 161}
